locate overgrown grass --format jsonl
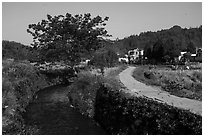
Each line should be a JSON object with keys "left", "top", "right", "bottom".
{"left": 67, "top": 65, "right": 127, "bottom": 117}
{"left": 132, "top": 65, "right": 202, "bottom": 101}
{"left": 2, "top": 59, "right": 48, "bottom": 134}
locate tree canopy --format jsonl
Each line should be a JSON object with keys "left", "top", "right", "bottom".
{"left": 27, "top": 13, "right": 111, "bottom": 65}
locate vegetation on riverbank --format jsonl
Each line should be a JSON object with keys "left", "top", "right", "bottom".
{"left": 67, "top": 65, "right": 127, "bottom": 117}
{"left": 2, "top": 59, "right": 48, "bottom": 134}
{"left": 132, "top": 65, "right": 202, "bottom": 101}
{"left": 67, "top": 65, "right": 201, "bottom": 135}
{"left": 94, "top": 84, "right": 202, "bottom": 135}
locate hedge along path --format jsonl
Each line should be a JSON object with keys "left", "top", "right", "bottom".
{"left": 119, "top": 66, "right": 202, "bottom": 116}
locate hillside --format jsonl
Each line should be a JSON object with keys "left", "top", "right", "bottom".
{"left": 2, "top": 40, "right": 38, "bottom": 61}
{"left": 113, "top": 25, "right": 202, "bottom": 55}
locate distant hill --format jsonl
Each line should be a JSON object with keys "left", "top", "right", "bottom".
{"left": 2, "top": 40, "right": 38, "bottom": 61}
{"left": 112, "top": 25, "right": 202, "bottom": 55}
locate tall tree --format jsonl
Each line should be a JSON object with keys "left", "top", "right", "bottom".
{"left": 152, "top": 39, "right": 165, "bottom": 63}
{"left": 164, "top": 38, "right": 180, "bottom": 61}
{"left": 187, "top": 41, "right": 196, "bottom": 53}
{"left": 27, "top": 13, "right": 111, "bottom": 65}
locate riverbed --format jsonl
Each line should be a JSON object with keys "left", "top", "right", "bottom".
{"left": 23, "top": 85, "right": 107, "bottom": 135}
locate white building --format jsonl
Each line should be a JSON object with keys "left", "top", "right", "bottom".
{"left": 128, "top": 48, "right": 144, "bottom": 61}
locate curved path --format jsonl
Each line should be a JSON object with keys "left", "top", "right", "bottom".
{"left": 119, "top": 66, "right": 202, "bottom": 116}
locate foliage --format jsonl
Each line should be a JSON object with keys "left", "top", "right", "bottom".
{"left": 2, "top": 59, "right": 48, "bottom": 134}
{"left": 162, "top": 79, "right": 184, "bottom": 92}
{"left": 90, "top": 48, "right": 119, "bottom": 74}
{"left": 187, "top": 41, "right": 196, "bottom": 53}
{"left": 67, "top": 65, "right": 126, "bottom": 117}
{"left": 164, "top": 39, "right": 181, "bottom": 60}
{"left": 152, "top": 40, "right": 165, "bottom": 62}
{"left": 94, "top": 84, "right": 202, "bottom": 135}
{"left": 27, "top": 13, "right": 111, "bottom": 65}
{"left": 67, "top": 71, "right": 102, "bottom": 117}
{"left": 39, "top": 67, "right": 77, "bottom": 85}
{"left": 2, "top": 40, "right": 38, "bottom": 62}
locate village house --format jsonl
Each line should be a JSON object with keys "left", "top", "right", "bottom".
{"left": 128, "top": 48, "right": 144, "bottom": 62}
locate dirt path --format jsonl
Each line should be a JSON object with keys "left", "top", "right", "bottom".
{"left": 23, "top": 85, "right": 106, "bottom": 135}
{"left": 119, "top": 66, "right": 202, "bottom": 116}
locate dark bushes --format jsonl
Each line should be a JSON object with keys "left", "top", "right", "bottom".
{"left": 94, "top": 85, "right": 202, "bottom": 135}
{"left": 39, "top": 67, "right": 76, "bottom": 85}
{"left": 89, "top": 48, "right": 118, "bottom": 74}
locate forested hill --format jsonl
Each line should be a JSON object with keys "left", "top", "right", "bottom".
{"left": 2, "top": 40, "right": 38, "bottom": 61}
{"left": 113, "top": 25, "right": 202, "bottom": 55}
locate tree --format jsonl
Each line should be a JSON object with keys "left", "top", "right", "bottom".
{"left": 90, "top": 48, "right": 118, "bottom": 75}
{"left": 27, "top": 13, "right": 111, "bottom": 65}
{"left": 152, "top": 39, "right": 165, "bottom": 63}
{"left": 144, "top": 43, "right": 152, "bottom": 60}
{"left": 164, "top": 39, "right": 180, "bottom": 62}
{"left": 187, "top": 41, "right": 196, "bottom": 53}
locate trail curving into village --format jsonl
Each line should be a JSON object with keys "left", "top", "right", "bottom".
{"left": 119, "top": 66, "right": 202, "bottom": 116}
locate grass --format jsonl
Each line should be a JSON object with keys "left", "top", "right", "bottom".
{"left": 132, "top": 65, "right": 202, "bottom": 101}
{"left": 67, "top": 64, "right": 128, "bottom": 118}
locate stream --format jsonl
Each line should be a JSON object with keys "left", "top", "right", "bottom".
{"left": 23, "top": 85, "right": 107, "bottom": 135}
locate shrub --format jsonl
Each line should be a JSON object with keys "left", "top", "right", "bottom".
{"left": 192, "top": 71, "right": 202, "bottom": 82}
{"left": 2, "top": 59, "right": 48, "bottom": 134}
{"left": 67, "top": 71, "right": 103, "bottom": 117}
{"left": 94, "top": 85, "right": 202, "bottom": 135}
{"left": 162, "top": 79, "right": 184, "bottom": 93}
{"left": 67, "top": 65, "right": 126, "bottom": 118}
{"left": 39, "top": 67, "right": 76, "bottom": 85}
{"left": 144, "top": 71, "right": 156, "bottom": 79}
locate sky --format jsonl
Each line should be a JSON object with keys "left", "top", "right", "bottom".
{"left": 2, "top": 2, "right": 202, "bottom": 46}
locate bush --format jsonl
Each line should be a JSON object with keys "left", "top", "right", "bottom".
{"left": 144, "top": 71, "right": 156, "bottom": 79}
{"left": 39, "top": 67, "right": 76, "bottom": 85}
{"left": 67, "top": 65, "right": 126, "bottom": 117}
{"left": 192, "top": 71, "right": 202, "bottom": 82}
{"left": 94, "top": 85, "right": 202, "bottom": 135}
{"left": 162, "top": 79, "right": 184, "bottom": 93}
{"left": 2, "top": 59, "right": 48, "bottom": 134}
{"left": 67, "top": 71, "right": 103, "bottom": 117}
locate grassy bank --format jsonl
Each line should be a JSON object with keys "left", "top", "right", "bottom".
{"left": 132, "top": 65, "right": 202, "bottom": 101}
{"left": 2, "top": 59, "right": 48, "bottom": 134}
{"left": 67, "top": 65, "right": 127, "bottom": 117}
